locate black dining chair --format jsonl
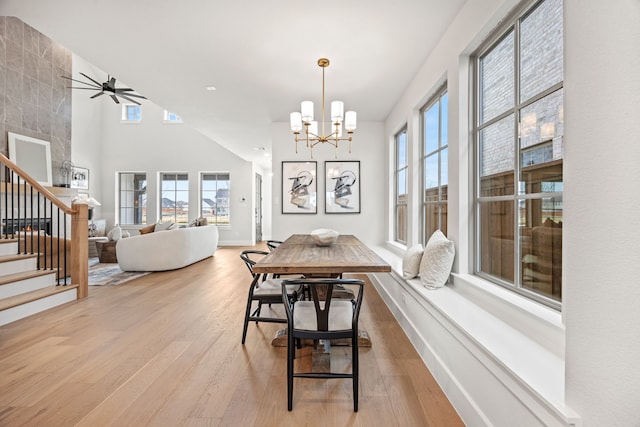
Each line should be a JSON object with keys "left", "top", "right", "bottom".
{"left": 281, "top": 278, "right": 365, "bottom": 412}
{"left": 240, "top": 250, "right": 303, "bottom": 344}
{"left": 266, "top": 240, "right": 283, "bottom": 252}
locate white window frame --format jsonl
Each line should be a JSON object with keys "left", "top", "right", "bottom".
{"left": 394, "top": 127, "right": 408, "bottom": 245}
{"left": 420, "top": 86, "right": 448, "bottom": 245}
{"left": 163, "top": 110, "right": 183, "bottom": 124}
{"left": 473, "top": 0, "right": 564, "bottom": 308}
{"left": 200, "top": 172, "right": 231, "bottom": 227}
{"left": 117, "top": 172, "right": 147, "bottom": 225}
{"left": 159, "top": 172, "right": 189, "bottom": 224}
{"left": 121, "top": 104, "right": 142, "bottom": 123}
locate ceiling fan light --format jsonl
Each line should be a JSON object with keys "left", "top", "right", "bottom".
{"left": 345, "top": 111, "right": 357, "bottom": 131}
{"left": 290, "top": 112, "right": 303, "bottom": 132}
{"left": 301, "top": 101, "right": 314, "bottom": 123}
{"left": 331, "top": 101, "right": 344, "bottom": 123}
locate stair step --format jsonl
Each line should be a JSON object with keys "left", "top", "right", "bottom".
{"left": 0, "top": 238, "right": 18, "bottom": 256}
{"left": 0, "top": 269, "right": 55, "bottom": 286}
{"left": 0, "top": 284, "right": 78, "bottom": 311}
{"left": 0, "top": 270, "right": 58, "bottom": 299}
{"left": 0, "top": 253, "right": 37, "bottom": 262}
{"left": 0, "top": 285, "right": 79, "bottom": 327}
{"left": 0, "top": 253, "right": 38, "bottom": 276}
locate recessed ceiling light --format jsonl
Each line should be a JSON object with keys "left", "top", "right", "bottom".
{"left": 205, "top": 86, "right": 217, "bottom": 91}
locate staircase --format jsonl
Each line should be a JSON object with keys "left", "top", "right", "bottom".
{"left": 1, "top": 151, "right": 88, "bottom": 327}
{"left": 0, "top": 238, "right": 79, "bottom": 326}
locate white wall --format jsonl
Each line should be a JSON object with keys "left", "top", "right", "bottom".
{"left": 269, "top": 121, "right": 385, "bottom": 246}
{"left": 380, "top": 0, "right": 640, "bottom": 426}
{"left": 70, "top": 55, "right": 104, "bottom": 198}
{"left": 71, "top": 56, "right": 257, "bottom": 246}
{"left": 563, "top": 1, "right": 640, "bottom": 425}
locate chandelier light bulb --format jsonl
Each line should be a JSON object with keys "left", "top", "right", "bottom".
{"left": 301, "top": 101, "right": 314, "bottom": 123}
{"left": 290, "top": 112, "right": 302, "bottom": 132}
{"left": 331, "top": 101, "right": 344, "bottom": 123}
{"left": 345, "top": 111, "right": 357, "bottom": 131}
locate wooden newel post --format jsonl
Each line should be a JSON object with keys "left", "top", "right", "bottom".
{"left": 71, "top": 203, "right": 89, "bottom": 298}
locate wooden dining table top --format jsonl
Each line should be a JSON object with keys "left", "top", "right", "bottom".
{"left": 252, "top": 234, "right": 391, "bottom": 275}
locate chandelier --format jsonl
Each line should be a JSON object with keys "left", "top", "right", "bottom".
{"left": 290, "top": 58, "right": 356, "bottom": 158}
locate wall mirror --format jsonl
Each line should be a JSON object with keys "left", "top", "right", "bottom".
{"left": 8, "top": 132, "right": 53, "bottom": 186}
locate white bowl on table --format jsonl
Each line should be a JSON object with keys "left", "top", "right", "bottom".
{"left": 310, "top": 228, "right": 339, "bottom": 246}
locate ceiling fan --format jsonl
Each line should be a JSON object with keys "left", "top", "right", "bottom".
{"left": 62, "top": 72, "right": 147, "bottom": 105}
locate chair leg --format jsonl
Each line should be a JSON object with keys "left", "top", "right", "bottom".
{"left": 288, "top": 331, "right": 295, "bottom": 411}
{"left": 256, "top": 301, "right": 262, "bottom": 320}
{"left": 241, "top": 297, "right": 253, "bottom": 344}
{"left": 353, "top": 332, "right": 359, "bottom": 412}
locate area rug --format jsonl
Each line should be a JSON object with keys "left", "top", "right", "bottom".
{"left": 89, "top": 263, "right": 150, "bottom": 286}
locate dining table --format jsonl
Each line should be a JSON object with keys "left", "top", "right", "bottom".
{"left": 252, "top": 233, "right": 391, "bottom": 347}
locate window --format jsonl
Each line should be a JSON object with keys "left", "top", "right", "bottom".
{"left": 119, "top": 173, "right": 147, "bottom": 225}
{"left": 394, "top": 128, "right": 408, "bottom": 244}
{"left": 163, "top": 110, "right": 183, "bottom": 123}
{"left": 421, "top": 87, "right": 448, "bottom": 244}
{"left": 201, "top": 173, "right": 230, "bottom": 226}
{"left": 121, "top": 104, "right": 141, "bottom": 122}
{"left": 161, "top": 173, "right": 189, "bottom": 224}
{"left": 474, "top": 0, "right": 563, "bottom": 305}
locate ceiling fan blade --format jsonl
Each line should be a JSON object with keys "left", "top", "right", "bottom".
{"left": 62, "top": 76, "right": 101, "bottom": 88}
{"left": 118, "top": 94, "right": 141, "bottom": 105}
{"left": 117, "top": 92, "right": 146, "bottom": 99}
{"left": 90, "top": 91, "right": 105, "bottom": 99}
{"left": 79, "top": 72, "right": 102, "bottom": 86}
{"left": 110, "top": 94, "right": 120, "bottom": 104}
{"left": 114, "top": 88, "right": 134, "bottom": 92}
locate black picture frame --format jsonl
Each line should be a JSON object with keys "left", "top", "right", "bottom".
{"left": 70, "top": 166, "right": 89, "bottom": 190}
{"left": 325, "top": 160, "right": 360, "bottom": 214}
{"left": 281, "top": 161, "right": 317, "bottom": 214}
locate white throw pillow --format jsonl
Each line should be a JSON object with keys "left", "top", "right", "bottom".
{"left": 419, "top": 230, "right": 455, "bottom": 289}
{"left": 155, "top": 221, "right": 173, "bottom": 232}
{"left": 402, "top": 244, "right": 424, "bottom": 279}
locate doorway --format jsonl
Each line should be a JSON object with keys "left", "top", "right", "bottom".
{"left": 255, "top": 173, "right": 263, "bottom": 242}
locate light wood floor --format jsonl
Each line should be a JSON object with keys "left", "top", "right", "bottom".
{"left": 0, "top": 244, "right": 464, "bottom": 427}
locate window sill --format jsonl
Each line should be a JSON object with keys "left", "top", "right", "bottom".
{"left": 370, "top": 244, "right": 577, "bottom": 425}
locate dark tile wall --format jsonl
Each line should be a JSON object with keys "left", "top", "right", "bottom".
{"left": 0, "top": 16, "right": 73, "bottom": 185}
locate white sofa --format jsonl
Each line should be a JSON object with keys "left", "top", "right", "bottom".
{"left": 116, "top": 225, "right": 218, "bottom": 272}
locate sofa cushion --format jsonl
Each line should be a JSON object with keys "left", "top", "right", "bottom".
{"left": 189, "top": 216, "right": 209, "bottom": 227}
{"left": 155, "top": 221, "right": 173, "bottom": 232}
{"left": 139, "top": 224, "right": 156, "bottom": 235}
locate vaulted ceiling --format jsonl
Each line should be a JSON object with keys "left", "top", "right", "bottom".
{"left": 1, "top": 0, "right": 467, "bottom": 168}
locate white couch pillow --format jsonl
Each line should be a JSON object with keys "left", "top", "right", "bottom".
{"left": 155, "top": 221, "right": 173, "bottom": 232}
{"left": 402, "top": 244, "right": 424, "bottom": 279}
{"left": 419, "top": 230, "right": 455, "bottom": 289}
